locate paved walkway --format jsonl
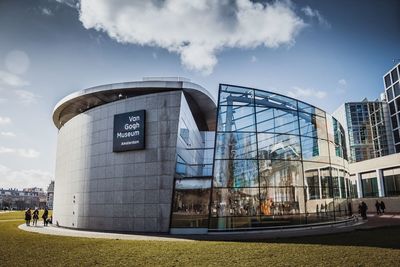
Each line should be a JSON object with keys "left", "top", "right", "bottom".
{"left": 18, "top": 214, "right": 400, "bottom": 242}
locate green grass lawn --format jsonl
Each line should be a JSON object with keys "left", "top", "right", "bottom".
{"left": 1, "top": 212, "right": 399, "bottom": 266}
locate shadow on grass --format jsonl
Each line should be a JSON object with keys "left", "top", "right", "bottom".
{"left": 251, "top": 226, "right": 400, "bottom": 250}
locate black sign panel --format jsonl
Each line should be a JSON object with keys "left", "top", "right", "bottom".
{"left": 113, "top": 110, "right": 145, "bottom": 152}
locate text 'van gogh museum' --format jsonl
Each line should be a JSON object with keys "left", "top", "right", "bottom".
{"left": 52, "top": 78, "right": 355, "bottom": 234}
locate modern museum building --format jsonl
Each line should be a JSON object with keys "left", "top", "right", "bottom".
{"left": 52, "top": 78, "right": 352, "bottom": 233}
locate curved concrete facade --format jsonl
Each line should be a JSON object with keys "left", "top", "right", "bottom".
{"left": 53, "top": 80, "right": 216, "bottom": 232}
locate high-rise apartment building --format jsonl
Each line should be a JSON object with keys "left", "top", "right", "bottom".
{"left": 333, "top": 98, "right": 394, "bottom": 163}
{"left": 383, "top": 63, "right": 400, "bottom": 153}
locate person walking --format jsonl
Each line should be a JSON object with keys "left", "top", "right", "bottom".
{"left": 42, "top": 207, "right": 49, "bottom": 226}
{"left": 380, "top": 201, "right": 386, "bottom": 214}
{"left": 32, "top": 208, "right": 39, "bottom": 226}
{"left": 361, "top": 201, "right": 368, "bottom": 219}
{"left": 25, "top": 208, "right": 32, "bottom": 226}
{"left": 375, "top": 200, "right": 381, "bottom": 215}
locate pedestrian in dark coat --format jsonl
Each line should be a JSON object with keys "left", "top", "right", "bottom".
{"left": 375, "top": 200, "right": 381, "bottom": 215}
{"left": 380, "top": 201, "right": 386, "bottom": 214}
{"left": 361, "top": 201, "right": 368, "bottom": 219}
{"left": 42, "top": 208, "right": 49, "bottom": 226}
{"left": 25, "top": 208, "right": 32, "bottom": 226}
{"left": 32, "top": 208, "right": 39, "bottom": 226}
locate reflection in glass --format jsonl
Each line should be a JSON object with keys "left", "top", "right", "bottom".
{"left": 171, "top": 179, "right": 211, "bottom": 228}
{"left": 254, "top": 90, "right": 297, "bottom": 110}
{"left": 218, "top": 105, "right": 256, "bottom": 132}
{"left": 215, "top": 132, "right": 257, "bottom": 159}
{"left": 383, "top": 168, "right": 400, "bottom": 196}
{"left": 299, "top": 112, "right": 327, "bottom": 139}
{"left": 256, "top": 107, "right": 299, "bottom": 134}
{"left": 210, "top": 188, "right": 260, "bottom": 217}
{"left": 219, "top": 85, "right": 254, "bottom": 106}
{"left": 301, "top": 137, "right": 330, "bottom": 163}
{"left": 257, "top": 133, "right": 301, "bottom": 160}
{"left": 259, "top": 160, "right": 303, "bottom": 187}
{"left": 213, "top": 159, "right": 258, "bottom": 187}
{"left": 210, "top": 84, "right": 350, "bottom": 229}
{"left": 298, "top": 101, "right": 325, "bottom": 117}
{"left": 260, "top": 186, "right": 305, "bottom": 215}
{"left": 305, "top": 170, "right": 320, "bottom": 199}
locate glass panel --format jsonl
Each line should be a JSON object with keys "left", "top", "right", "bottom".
{"left": 394, "top": 82, "right": 400, "bottom": 97}
{"left": 384, "top": 74, "right": 391, "bottom": 88}
{"left": 330, "top": 142, "right": 344, "bottom": 166}
{"left": 213, "top": 159, "right": 258, "bottom": 187}
{"left": 257, "top": 133, "right": 301, "bottom": 160}
{"left": 391, "top": 115, "right": 398, "bottom": 129}
{"left": 321, "top": 167, "right": 333, "bottom": 198}
{"left": 259, "top": 160, "right": 303, "bottom": 187}
{"left": 391, "top": 68, "right": 399, "bottom": 83}
{"left": 361, "top": 177, "right": 379, "bottom": 197}
{"left": 217, "top": 105, "right": 256, "bottom": 132}
{"left": 387, "top": 87, "right": 394, "bottom": 101}
{"left": 219, "top": 85, "right": 254, "bottom": 106}
{"left": 256, "top": 107, "right": 299, "bottom": 134}
{"left": 171, "top": 179, "right": 211, "bottom": 228}
{"left": 215, "top": 132, "right": 257, "bottom": 159}
{"left": 210, "top": 188, "right": 260, "bottom": 217}
{"left": 396, "top": 97, "right": 400, "bottom": 113}
{"left": 301, "top": 137, "right": 330, "bottom": 163}
{"left": 298, "top": 101, "right": 325, "bottom": 117}
{"left": 389, "top": 102, "right": 396, "bottom": 114}
{"left": 305, "top": 169, "right": 320, "bottom": 199}
{"left": 299, "top": 112, "right": 328, "bottom": 139}
{"left": 254, "top": 90, "right": 297, "bottom": 110}
{"left": 260, "top": 186, "right": 306, "bottom": 215}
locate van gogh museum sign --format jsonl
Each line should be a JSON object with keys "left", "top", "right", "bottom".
{"left": 113, "top": 110, "right": 145, "bottom": 152}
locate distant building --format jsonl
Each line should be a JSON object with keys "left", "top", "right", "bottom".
{"left": 383, "top": 62, "right": 400, "bottom": 153}
{"left": 0, "top": 187, "right": 46, "bottom": 210}
{"left": 333, "top": 98, "right": 395, "bottom": 163}
{"left": 47, "top": 181, "right": 55, "bottom": 209}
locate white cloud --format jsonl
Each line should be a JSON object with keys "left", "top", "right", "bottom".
{"left": 0, "top": 70, "right": 29, "bottom": 87}
{"left": 287, "top": 86, "right": 327, "bottom": 100}
{"left": 0, "top": 132, "right": 16, "bottom": 137}
{"left": 250, "top": 55, "right": 258, "bottom": 63}
{"left": 0, "top": 164, "right": 52, "bottom": 190}
{"left": 15, "top": 90, "right": 40, "bottom": 104}
{"left": 5, "top": 50, "right": 30, "bottom": 75}
{"left": 79, "top": 0, "right": 306, "bottom": 74}
{"left": 338, "top": 79, "right": 347, "bottom": 86}
{"left": 17, "top": 149, "right": 40, "bottom": 158}
{"left": 41, "top": 7, "right": 53, "bottom": 16}
{"left": 0, "top": 116, "right": 11, "bottom": 125}
{"left": 55, "top": 0, "right": 79, "bottom": 9}
{"left": 301, "top": 6, "right": 330, "bottom": 28}
{"left": 0, "top": 146, "right": 40, "bottom": 158}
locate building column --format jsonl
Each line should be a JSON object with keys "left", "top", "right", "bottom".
{"left": 318, "top": 168, "right": 323, "bottom": 199}
{"left": 376, "top": 169, "right": 385, "bottom": 197}
{"left": 356, "top": 173, "right": 363, "bottom": 198}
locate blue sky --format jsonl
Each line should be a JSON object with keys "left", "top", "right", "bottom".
{"left": 0, "top": 0, "right": 399, "bottom": 189}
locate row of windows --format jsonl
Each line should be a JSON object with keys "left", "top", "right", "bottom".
{"left": 384, "top": 65, "right": 400, "bottom": 88}
{"left": 386, "top": 82, "right": 400, "bottom": 102}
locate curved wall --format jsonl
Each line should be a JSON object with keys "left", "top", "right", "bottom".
{"left": 53, "top": 90, "right": 183, "bottom": 232}
{"left": 209, "top": 84, "right": 350, "bottom": 230}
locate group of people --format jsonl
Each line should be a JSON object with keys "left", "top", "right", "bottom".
{"left": 24, "top": 207, "right": 51, "bottom": 227}
{"left": 357, "top": 200, "right": 387, "bottom": 220}
{"left": 375, "top": 200, "right": 386, "bottom": 215}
